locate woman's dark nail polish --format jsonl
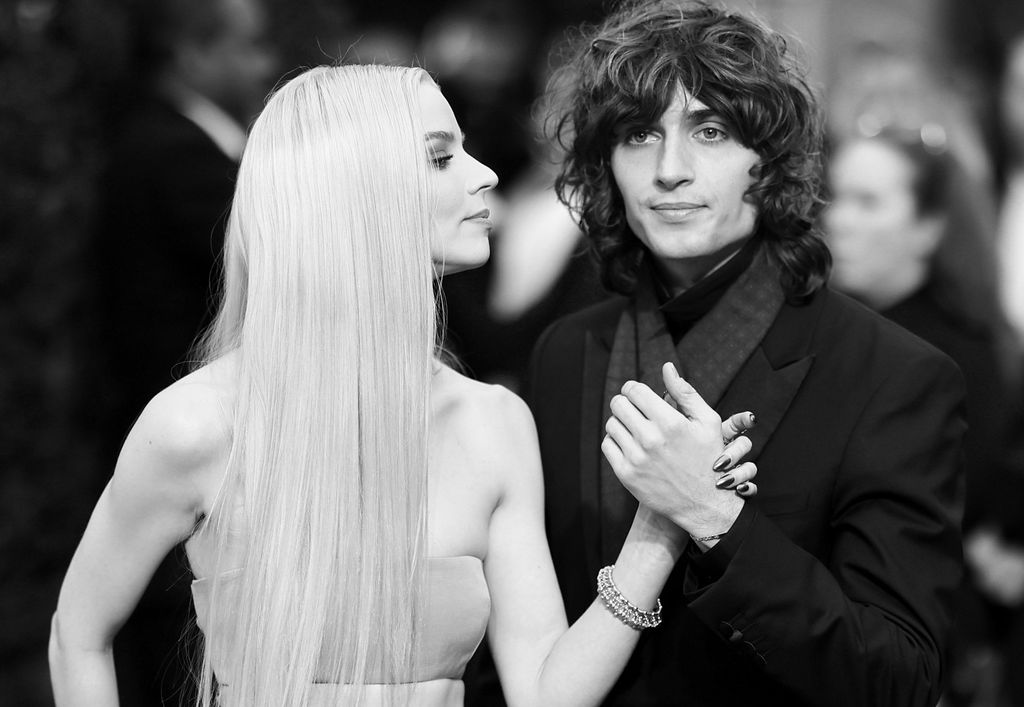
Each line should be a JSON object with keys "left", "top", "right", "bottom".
{"left": 749, "top": 412, "right": 757, "bottom": 425}
{"left": 716, "top": 474, "right": 735, "bottom": 488}
{"left": 712, "top": 456, "right": 730, "bottom": 472}
{"left": 736, "top": 482, "right": 750, "bottom": 493}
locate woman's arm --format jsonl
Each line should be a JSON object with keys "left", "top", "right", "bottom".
{"left": 482, "top": 372, "right": 752, "bottom": 707}
{"left": 49, "top": 383, "right": 225, "bottom": 707}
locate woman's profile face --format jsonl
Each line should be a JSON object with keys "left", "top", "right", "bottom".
{"left": 824, "top": 138, "right": 937, "bottom": 301}
{"left": 419, "top": 82, "right": 499, "bottom": 276}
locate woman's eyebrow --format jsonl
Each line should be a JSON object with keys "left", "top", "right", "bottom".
{"left": 424, "top": 130, "right": 466, "bottom": 143}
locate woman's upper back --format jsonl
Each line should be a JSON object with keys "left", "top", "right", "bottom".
{"left": 177, "top": 359, "right": 532, "bottom": 694}
{"left": 176, "top": 357, "right": 533, "bottom": 569}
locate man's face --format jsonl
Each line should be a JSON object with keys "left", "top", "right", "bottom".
{"left": 609, "top": 86, "right": 760, "bottom": 284}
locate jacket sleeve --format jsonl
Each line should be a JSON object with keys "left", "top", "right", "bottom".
{"left": 683, "top": 348, "right": 966, "bottom": 707}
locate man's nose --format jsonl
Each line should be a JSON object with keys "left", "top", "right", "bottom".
{"left": 655, "top": 138, "right": 695, "bottom": 189}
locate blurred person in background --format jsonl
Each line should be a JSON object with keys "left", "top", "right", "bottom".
{"left": 89, "top": 0, "right": 276, "bottom": 702}
{"left": 998, "top": 34, "right": 1024, "bottom": 352}
{"left": 95, "top": 0, "right": 276, "bottom": 438}
{"left": 826, "top": 123, "right": 1024, "bottom": 707}
{"left": 828, "top": 44, "right": 996, "bottom": 197}
{"left": 989, "top": 31, "right": 1024, "bottom": 707}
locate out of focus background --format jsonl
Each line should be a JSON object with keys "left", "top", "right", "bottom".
{"left": 4, "top": 0, "right": 1024, "bottom": 704}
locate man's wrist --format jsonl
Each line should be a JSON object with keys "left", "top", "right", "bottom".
{"left": 690, "top": 529, "right": 730, "bottom": 551}
{"left": 685, "top": 503, "right": 759, "bottom": 579}
{"left": 676, "top": 496, "right": 744, "bottom": 542}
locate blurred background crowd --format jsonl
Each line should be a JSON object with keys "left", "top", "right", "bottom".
{"left": 3, "top": 0, "right": 1024, "bottom": 704}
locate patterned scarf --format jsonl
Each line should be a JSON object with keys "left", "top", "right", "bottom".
{"left": 597, "top": 245, "right": 785, "bottom": 563}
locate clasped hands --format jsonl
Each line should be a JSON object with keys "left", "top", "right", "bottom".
{"left": 602, "top": 362, "right": 757, "bottom": 546}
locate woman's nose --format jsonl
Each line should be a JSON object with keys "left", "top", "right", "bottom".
{"left": 469, "top": 155, "right": 498, "bottom": 194}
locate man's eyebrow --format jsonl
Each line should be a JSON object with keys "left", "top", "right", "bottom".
{"left": 424, "top": 130, "right": 465, "bottom": 143}
{"left": 685, "top": 108, "right": 724, "bottom": 124}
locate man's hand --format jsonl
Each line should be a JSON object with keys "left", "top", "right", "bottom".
{"left": 601, "top": 362, "right": 756, "bottom": 538}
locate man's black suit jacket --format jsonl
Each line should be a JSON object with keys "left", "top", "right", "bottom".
{"left": 526, "top": 285, "right": 966, "bottom": 707}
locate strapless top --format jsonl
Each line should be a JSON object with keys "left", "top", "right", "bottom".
{"left": 191, "top": 556, "right": 490, "bottom": 707}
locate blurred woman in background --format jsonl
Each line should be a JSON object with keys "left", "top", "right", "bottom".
{"left": 826, "top": 124, "right": 1023, "bottom": 706}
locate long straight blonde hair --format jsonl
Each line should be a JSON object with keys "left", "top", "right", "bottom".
{"left": 192, "top": 64, "right": 437, "bottom": 706}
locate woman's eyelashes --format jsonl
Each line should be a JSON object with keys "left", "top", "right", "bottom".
{"left": 427, "top": 141, "right": 454, "bottom": 170}
{"left": 432, "top": 153, "right": 454, "bottom": 170}
{"left": 427, "top": 131, "right": 466, "bottom": 170}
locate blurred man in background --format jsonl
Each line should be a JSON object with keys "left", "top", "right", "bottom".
{"left": 91, "top": 0, "right": 276, "bottom": 702}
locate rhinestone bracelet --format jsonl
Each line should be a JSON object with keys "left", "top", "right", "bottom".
{"left": 596, "top": 565, "right": 663, "bottom": 630}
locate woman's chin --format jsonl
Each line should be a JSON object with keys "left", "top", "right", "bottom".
{"left": 433, "top": 247, "right": 491, "bottom": 278}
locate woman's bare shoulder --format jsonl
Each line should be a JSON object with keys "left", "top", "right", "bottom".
{"left": 131, "top": 360, "right": 234, "bottom": 464}
{"left": 113, "top": 356, "right": 236, "bottom": 518}
{"left": 432, "top": 365, "right": 538, "bottom": 457}
{"left": 434, "top": 365, "right": 531, "bottom": 419}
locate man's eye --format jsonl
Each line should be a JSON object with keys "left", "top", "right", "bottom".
{"left": 696, "top": 126, "right": 727, "bottom": 142}
{"left": 624, "top": 130, "right": 655, "bottom": 145}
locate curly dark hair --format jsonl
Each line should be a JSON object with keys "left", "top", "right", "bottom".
{"left": 548, "top": 0, "right": 830, "bottom": 300}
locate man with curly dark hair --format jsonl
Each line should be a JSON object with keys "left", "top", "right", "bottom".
{"left": 518, "top": 1, "right": 967, "bottom": 705}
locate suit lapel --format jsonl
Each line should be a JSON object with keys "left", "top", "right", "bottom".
{"left": 717, "top": 291, "right": 828, "bottom": 458}
{"left": 718, "top": 348, "right": 813, "bottom": 458}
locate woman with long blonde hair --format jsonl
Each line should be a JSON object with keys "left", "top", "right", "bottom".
{"left": 49, "top": 64, "right": 757, "bottom": 706}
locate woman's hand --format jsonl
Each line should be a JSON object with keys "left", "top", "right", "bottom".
{"left": 715, "top": 410, "right": 759, "bottom": 498}
{"left": 601, "top": 362, "right": 757, "bottom": 540}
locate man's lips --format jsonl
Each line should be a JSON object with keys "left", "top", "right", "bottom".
{"left": 648, "top": 202, "right": 705, "bottom": 221}
{"left": 649, "top": 202, "right": 704, "bottom": 211}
